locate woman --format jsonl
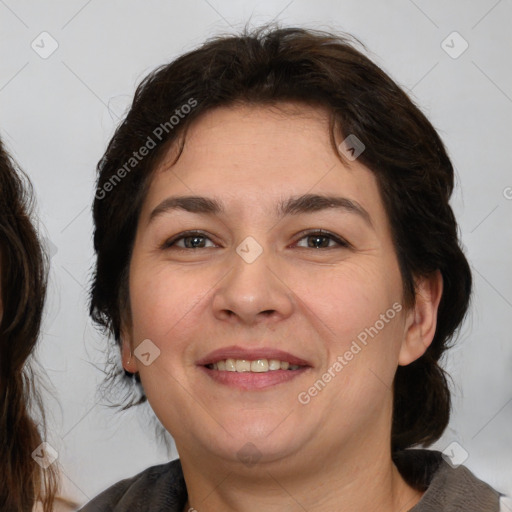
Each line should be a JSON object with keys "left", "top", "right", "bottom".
{"left": 0, "top": 139, "right": 75, "bottom": 511}
{"left": 82, "top": 25, "right": 504, "bottom": 511}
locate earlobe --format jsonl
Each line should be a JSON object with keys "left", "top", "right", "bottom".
{"left": 121, "top": 330, "right": 138, "bottom": 373}
{"left": 398, "top": 270, "right": 443, "bottom": 366}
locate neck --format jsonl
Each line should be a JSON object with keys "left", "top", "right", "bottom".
{"left": 179, "top": 435, "right": 423, "bottom": 512}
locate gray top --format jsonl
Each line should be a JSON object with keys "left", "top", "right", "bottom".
{"left": 79, "top": 449, "right": 502, "bottom": 511}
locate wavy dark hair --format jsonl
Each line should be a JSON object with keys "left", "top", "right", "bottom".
{"left": 89, "top": 24, "right": 472, "bottom": 452}
{"left": 0, "top": 138, "right": 58, "bottom": 511}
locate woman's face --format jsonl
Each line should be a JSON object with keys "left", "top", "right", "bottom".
{"left": 122, "top": 103, "right": 433, "bottom": 467}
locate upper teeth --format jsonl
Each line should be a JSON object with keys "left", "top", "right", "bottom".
{"left": 209, "top": 359, "right": 301, "bottom": 372}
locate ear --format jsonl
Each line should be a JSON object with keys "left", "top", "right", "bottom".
{"left": 398, "top": 270, "right": 443, "bottom": 366}
{"left": 121, "top": 325, "right": 138, "bottom": 374}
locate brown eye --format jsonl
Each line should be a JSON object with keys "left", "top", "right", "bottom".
{"left": 162, "top": 231, "right": 217, "bottom": 250}
{"left": 294, "top": 230, "right": 350, "bottom": 249}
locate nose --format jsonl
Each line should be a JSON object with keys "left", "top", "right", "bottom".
{"left": 211, "top": 242, "right": 294, "bottom": 326}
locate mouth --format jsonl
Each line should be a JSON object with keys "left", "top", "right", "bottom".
{"left": 196, "top": 346, "right": 312, "bottom": 390}
{"left": 205, "top": 358, "right": 303, "bottom": 372}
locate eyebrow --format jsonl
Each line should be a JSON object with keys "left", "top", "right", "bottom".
{"left": 148, "top": 193, "right": 373, "bottom": 228}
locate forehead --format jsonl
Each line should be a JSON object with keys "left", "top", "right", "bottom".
{"left": 142, "top": 102, "right": 385, "bottom": 225}
{"left": 164, "top": 102, "right": 340, "bottom": 176}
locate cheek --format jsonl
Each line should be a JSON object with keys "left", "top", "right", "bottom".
{"left": 128, "top": 263, "right": 232, "bottom": 382}
{"left": 300, "top": 261, "right": 405, "bottom": 390}
{"left": 299, "top": 262, "right": 399, "bottom": 336}
{"left": 128, "top": 263, "right": 206, "bottom": 343}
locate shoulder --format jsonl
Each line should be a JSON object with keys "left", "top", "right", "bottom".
{"left": 33, "top": 497, "right": 78, "bottom": 512}
{"left": 394, "top": 449, "right": 504, "bottom": 511}
{"left": 78, "top": 459, "right": 187, "bottom": 512}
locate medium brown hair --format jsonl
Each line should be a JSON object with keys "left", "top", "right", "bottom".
{"left": 89, "top": 24, "right": 472, "bottom": 451}
{"left": 0, "top": 138, "right": 58, "bottom": 511}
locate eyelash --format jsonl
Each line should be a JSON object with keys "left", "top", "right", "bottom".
{"left": 161, "top": 229, "right": 350, "bottom": 251}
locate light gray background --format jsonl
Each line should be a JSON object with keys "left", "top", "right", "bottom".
{"left": 1, "top": 0, "right": 511, "bottom": 506}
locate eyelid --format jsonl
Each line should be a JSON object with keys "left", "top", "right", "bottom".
{"left": 292, "top": 229, "right": 351, "bottom": 249}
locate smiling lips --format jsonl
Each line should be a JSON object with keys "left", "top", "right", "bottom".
{"left": 208, "top": 358, "right": 301, "bottom": 372}
{"left": 197, "top": 345, "right": 311, "bottom": 390}
{"left": 197, "top": 345, "right": 311, "bottom": 368}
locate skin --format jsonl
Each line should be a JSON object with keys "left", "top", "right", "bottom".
{"left": 121, "top": 102, "right": 443, "bottom": 512}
